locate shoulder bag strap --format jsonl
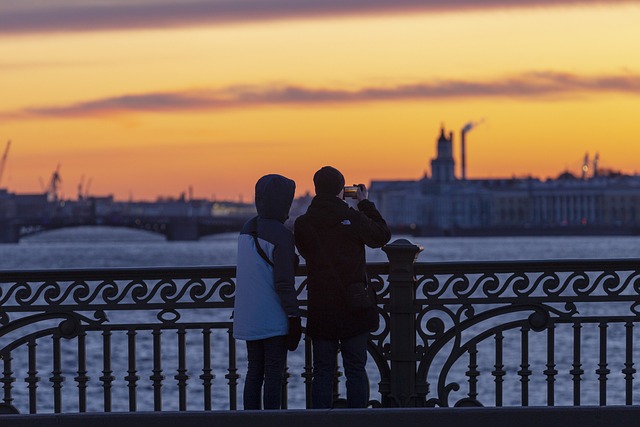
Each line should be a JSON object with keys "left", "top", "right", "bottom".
{"left": 250, "top": 231, "right": 274, "bottom": 267}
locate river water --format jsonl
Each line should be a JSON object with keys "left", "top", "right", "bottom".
{"left": 1, "top": 228, "right": 640, "bottom": 412}
{"left": 3, "top": 227, "right": 640, "bottom": 269}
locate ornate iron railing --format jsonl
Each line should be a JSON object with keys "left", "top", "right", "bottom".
{"left": 0, "top": 239, "right": 639, "bottom": 414}
{"left": 412, "top": 258, "right": 640, "bottom": 408}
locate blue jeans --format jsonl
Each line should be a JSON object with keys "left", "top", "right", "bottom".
{"left": 244, "top": 335, "right": 287, "bottom": 410}
{"left": 312, "top": 332, "right": 370, "bottom": 408}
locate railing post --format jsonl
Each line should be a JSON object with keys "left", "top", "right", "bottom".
{"left": 382, "top": 238, "right": 423, "bottom": 407}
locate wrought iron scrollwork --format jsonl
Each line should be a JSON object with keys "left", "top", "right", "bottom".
{"left": 413, "top": 259, "right": 640, "bottom": 407}
{"left": 0, "top": 259, "right": 639, "bottom": 412}
{"left": 0, "top": 312, "right": 86, "bottom": 349}
{"left": 57, "top": 315, "right": 82, "bottom": 339}
{"left": 419, "top": 304, "right": 552, "bottom": 407}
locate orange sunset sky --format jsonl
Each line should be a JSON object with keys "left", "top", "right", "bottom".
{"left": 1, "top": 0, "right": 640, "bottom": 201}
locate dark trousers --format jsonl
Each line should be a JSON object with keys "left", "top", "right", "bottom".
{"left": 311, "top": 332, "right": 370, "bottom": 408}
{"left": 244, "top": 335, "right": 287, "bottom": 410}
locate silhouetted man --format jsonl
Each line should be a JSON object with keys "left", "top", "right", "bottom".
{"left": 294, "top": 166, "right": 391, "bottom": 408}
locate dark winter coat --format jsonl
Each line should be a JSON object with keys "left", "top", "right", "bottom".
{"left": 294, "top": 194, "right": 391, "bottom": 339}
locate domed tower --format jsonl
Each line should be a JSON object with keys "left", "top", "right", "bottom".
{"left": 430, "top": 126, "right": 456, "bottom": 183}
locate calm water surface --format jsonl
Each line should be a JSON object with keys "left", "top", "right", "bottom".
{"left": 2, "top": 226, "right": 640, "bottom": 269}
{"left": 1, "top": 227, "right": 640, "bottom": 411}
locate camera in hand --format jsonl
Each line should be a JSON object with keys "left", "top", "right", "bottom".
{"left": 343, "top": 184, "right": 363, "bottom": 199}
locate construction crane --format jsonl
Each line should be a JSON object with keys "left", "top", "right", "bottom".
{"left": 77, "top": 175, "right": 85, "bottom": 200}
{"left": 0, "top": 140, "right": 11, "bottom": 188}
{"left": 84, "top": 177, "right": 92, "bottom": 198}
{"left": 46, "top": 163, "right": 62, "bottom": 202}
{"left": 77, "top": 175, "right": 93, "bottom": 199}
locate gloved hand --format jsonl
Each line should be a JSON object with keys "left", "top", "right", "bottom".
{"left": 286, "top": 317, "right": 302, "bottom": 351}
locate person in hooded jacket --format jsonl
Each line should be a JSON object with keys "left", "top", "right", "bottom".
{"left": 294, "top": 166, "right": 391, "bottom": 409}
{"left": 233, "top": 174, "right": 302, "bottom": 410}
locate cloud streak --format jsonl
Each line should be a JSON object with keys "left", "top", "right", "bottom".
{"left": 0, "top": 0, "right": 636, "bottom": 35}
{"left": 2, "top": 71, "right": 640, "bottom": 121}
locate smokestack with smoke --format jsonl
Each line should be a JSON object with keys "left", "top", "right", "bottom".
{"left": 460, "top": 119, "right": 484, "bottom": 181}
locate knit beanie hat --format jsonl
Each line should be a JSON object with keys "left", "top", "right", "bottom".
{"left": 313, "top": 166, "right": 345, "bottom": 196}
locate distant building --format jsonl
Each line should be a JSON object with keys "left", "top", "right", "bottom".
{"left": 8, "top": 192, "right": 49, "bottom": 221}
{"left": 370, "top": 126, "right": 640, "bottom": 235}
{"left": 431, "top": 128, "right": 456, "bottom": 183}
{"left": 0, "top": 189, "right": 15, "bottom": 220}
{"left": 211, "top": 201, "right": 257, "bottom": 218}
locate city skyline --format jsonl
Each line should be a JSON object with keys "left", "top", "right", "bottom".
{"left": 1, "top": 1, "right": 640, "bottom": 200}
{"left": 0, "top": 140, "right": 625, "bottom": 203}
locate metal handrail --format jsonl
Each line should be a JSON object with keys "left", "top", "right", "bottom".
{"left": 1, "top": 250, "right": 639, "bottom": 413}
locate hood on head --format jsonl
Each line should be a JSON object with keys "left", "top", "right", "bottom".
{"left": 255, "top": 174, "right": 296, "bottom": 223}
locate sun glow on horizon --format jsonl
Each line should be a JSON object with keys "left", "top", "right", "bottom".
{"left": 1, "top": 4, "right": 640, "bottom": 200}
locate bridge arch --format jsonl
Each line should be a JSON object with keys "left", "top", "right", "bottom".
{"left": 23, "top": 224, "right": 169, "bottom": 241}
{"left": 2, "top": 216, "right": 247, "bottom": 243}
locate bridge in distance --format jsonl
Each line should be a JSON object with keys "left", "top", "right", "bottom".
{"left": 0, "top": 191, "right": 254, "bottom": 243}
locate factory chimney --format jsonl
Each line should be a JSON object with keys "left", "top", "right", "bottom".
{"left": 460, "top": 120, "right": 483, "bottom": 181}
{"left": 461, "top": 130, "right": 467, "bottom": 181}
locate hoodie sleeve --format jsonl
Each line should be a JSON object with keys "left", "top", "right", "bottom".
{"left": 353, "top": 199, "right": 392, "bottom": 248}
{"left": 273, "top": 229, "right": 301, "bottom": 317}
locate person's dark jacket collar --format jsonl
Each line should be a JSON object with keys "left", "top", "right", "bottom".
{"left": 304, "top": 194, "right": 350, "bottom": 227}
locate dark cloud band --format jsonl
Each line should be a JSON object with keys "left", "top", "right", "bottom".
{"left": 0, "top": 0, "right": 634, "bottom": 35}
{"left": 2, "top": 71, "right": 639, "bottom": 121}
